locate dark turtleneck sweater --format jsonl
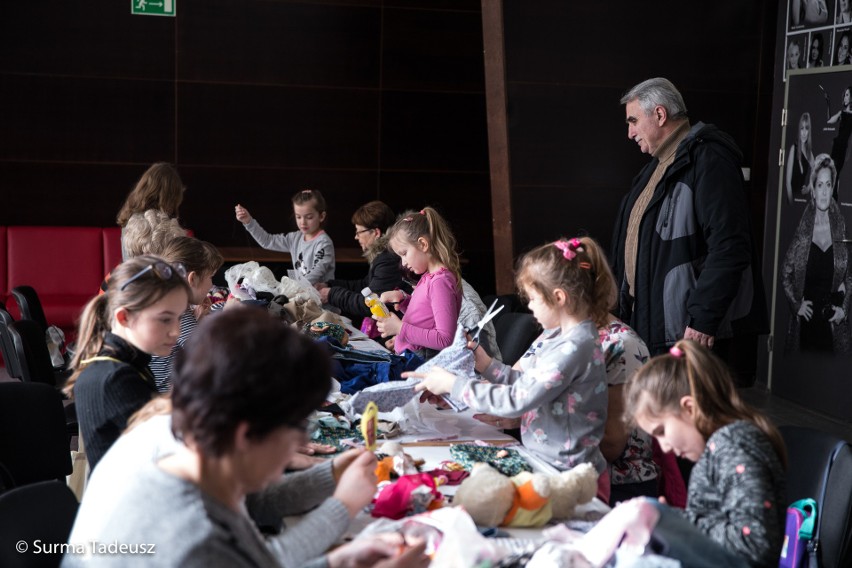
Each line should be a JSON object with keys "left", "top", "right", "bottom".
{"left": 73, "top": 332, "right": 157, "bottom": 471}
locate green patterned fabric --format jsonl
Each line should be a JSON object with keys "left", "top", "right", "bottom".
{"left": 449, "top": 444, "right": 532, "bottom": 477}
{"left": 311, "top": 423, "right": 362, "bottom": 451}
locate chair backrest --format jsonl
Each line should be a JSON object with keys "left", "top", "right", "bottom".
{"left": 492, "top": 312, "right": 541, "bottom": 366}
{"left": 780, "top": 425, "right": 852, "bottom": 568}
{"left": 0, "top": 305, "right": 22, "bottom": 379}
{"left": 9, "top": 319, "right": 56, "bottom": 387}
{"left": 11, "top": 285, "right": 48, "bottom": 333}
{"left": 0, "top": 382, "right": 72, "bottom": 487}
{"left": 0, "top": 480, "right": 78, "bottom": 568}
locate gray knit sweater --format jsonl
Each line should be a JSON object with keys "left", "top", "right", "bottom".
{"left": 682, "top": 420, "right": 786, "bottom": 567}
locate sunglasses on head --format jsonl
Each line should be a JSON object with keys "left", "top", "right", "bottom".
{"left": 120, "top": 261, "right": 188, "bottom": 292}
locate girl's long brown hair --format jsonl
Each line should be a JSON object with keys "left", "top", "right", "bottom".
{"left": 623, "top": 340, "right": 787, "bottom": 467}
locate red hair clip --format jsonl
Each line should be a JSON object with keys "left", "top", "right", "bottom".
{"left": 578, "top": 261, "right": 591, "bottom": 270}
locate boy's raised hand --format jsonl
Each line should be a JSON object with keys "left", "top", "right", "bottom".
{"left": 235, "top": 204, "right": 253, "bottom": 224}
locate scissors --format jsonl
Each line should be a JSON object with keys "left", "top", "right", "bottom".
{"left": 465, "top": 298, "right": 505, "bottom": 349}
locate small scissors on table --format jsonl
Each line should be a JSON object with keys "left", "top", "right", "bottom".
{"left": 465, "top": 298, "right": 505, "bottom": 350}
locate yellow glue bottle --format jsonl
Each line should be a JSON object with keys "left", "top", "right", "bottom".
{"left": 361, "top": 287, "right": 390, "bottom": 318}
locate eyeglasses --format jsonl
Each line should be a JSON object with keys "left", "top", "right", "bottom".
{"left": 354, "top": 228, "right": 375, "bottom": 237}
{"left": 120, "top": 261, "right": 188, "bottom": 291}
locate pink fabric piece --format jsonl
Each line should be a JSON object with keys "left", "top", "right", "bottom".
{"left": 360, "top": 316, "right": 381, "bottom": 339}
{"left": 372, "top": 473, "right": 442, "bottom": 520}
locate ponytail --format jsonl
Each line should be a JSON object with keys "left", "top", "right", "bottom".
{"left": 388, "top": 207, "right": 462, "bottom": 288}
{"left": 64, "top": 294, "right": 111, "bottom": 398}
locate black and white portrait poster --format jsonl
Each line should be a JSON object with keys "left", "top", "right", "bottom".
{"left": 770, "top": 66, "right": 852, "bottom": 420}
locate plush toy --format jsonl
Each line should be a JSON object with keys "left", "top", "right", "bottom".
{"left": 452, "top": 462, "right": 598, "bottom": 528}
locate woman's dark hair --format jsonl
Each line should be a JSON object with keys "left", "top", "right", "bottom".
{"left": 117, "top": 163, "right": 185, "bottom": 226}
{"left": 170, "top": 308, "right": 331, "bottom": 456}
{"left": 351, "top": 200, "right": 395, "bottom": 233}
{"left": 160, "top": 236, "right": 224, "bottom": 277}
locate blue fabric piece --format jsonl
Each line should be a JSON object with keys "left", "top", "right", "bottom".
{"left": 316, "top": 337, "right": 423, "bottom": 394}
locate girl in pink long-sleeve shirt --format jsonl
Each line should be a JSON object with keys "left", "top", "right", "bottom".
{"left": 375, "top": 207, "right": 462, "bottom": 359}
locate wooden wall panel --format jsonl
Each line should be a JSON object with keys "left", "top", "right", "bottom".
{"left": 0, "top": 75, "right": 175, "bottom": 163}
{"left": 380, "top": 91, "right": 488, "bottom": 171}
{"left": 0, "top": 1, "right": 174, "bottom": 79}
{"left": 177, "top": 1, "right": 381, "bottom": 87}
{"left": 382, "top": 8, "right": 485, "bottom": 91}
{"left": 177, "top": 83, "right": 380, "bottom": 169}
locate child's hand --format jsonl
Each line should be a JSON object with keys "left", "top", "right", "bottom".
{"left": 380, "top": 290, "right": 405, "bottom": 305}
{"left": 318, "top": 287, "right": 331, "bottom": 303}
{"left": 332, "top": 450, "right": 378, "bottom": 518}
{"left": 375, "top": 312, "right": 402, "bottom": 337}
{"left": 314, "top": 282, "right": 329, "bottom": 290}
{"left": 465, "top": 333, "right": 494, "bottom": 373}
{"left": 405, "top": 367, "right": 457, "bottom": 396}
{"left": 384, "top": 337, "right": 395, "bottom": 350}
{"left": 235, "top": 204, "right": 253, "bottom": 224}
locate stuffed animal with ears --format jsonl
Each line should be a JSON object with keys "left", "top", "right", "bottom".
{"left": 452, "top": 462, "right": 598, "bottom": 528}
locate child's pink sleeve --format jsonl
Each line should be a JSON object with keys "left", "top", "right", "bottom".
{"left": 397, "top": 274, "right": 460, "bottom": 350}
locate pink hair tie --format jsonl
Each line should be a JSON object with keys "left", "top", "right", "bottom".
{"left": 419, "top": 209, "right": 426, "bottom": 215}
{"left": 553, "top": 240, "right": 576, "bottom": 260}
{"left": 669, "top": 345, "right": 684, "bottom": 358}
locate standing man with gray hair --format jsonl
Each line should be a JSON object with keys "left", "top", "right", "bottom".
{"left": 610, "top": 77, "right": 767, "bottom": 380}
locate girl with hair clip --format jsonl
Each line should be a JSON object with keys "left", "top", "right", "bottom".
{"left": 579, "top": 340, "right": 786, "bottom": 567}
{"left": 64, "top": 255, "right": 191, "bottom": 471}
{"left": 375, "top": 207, "right": 462, "bottom": 360}
{"left": 147, "top": 236, "right": 224, "bottom": 393}
{"left": 235, "top": 188, "right": 335, "bottom": 284}
{"left": 408, "top": 238, "right": 610, "bottom": 498}
{"left": 117, "top": 162, "right": 186, "bottom": 261}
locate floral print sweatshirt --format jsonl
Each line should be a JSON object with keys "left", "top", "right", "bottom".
{"left": 451, "top": 319, "right": 608, "bottom": 473}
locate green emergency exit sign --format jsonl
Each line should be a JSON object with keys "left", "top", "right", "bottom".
{"left": 131, "top": 0, "right": 175, "bottom": 17}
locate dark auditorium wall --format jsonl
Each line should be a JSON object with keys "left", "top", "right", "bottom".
{"left": 0, "top": 0, "right": 493, "bottom": 290}
{"left": 0, "top": 0, "right": 779, "bottom": 297}
{"left": 499, "top": 0, "right": 778, "bottom": 259}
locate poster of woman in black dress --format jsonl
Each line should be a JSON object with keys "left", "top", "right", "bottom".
{"left": 781, "top": 153, "right": 852, "bottom": 353}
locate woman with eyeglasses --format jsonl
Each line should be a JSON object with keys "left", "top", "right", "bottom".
{"left": 314, "top": 201, "right": 407, "bottom": 323}
{"left": 64, "top": 255, "right": 191, "bottom": 470}
{"left": 63, "top": 307, "right": 428, "bottom": 568}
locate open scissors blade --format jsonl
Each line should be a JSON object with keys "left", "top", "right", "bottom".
{"left": 467, "top": 298, "right": 505, "bottom": 347}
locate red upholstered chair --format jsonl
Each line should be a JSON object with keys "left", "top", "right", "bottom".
{"left": 102, "top": 226, "right": 123, "bottom": 277}
{"left": 6, "top": 227, "right": 104, "bottom": 332}
{"left": 0, "top": 227, "right": 7, "bottom": 305}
